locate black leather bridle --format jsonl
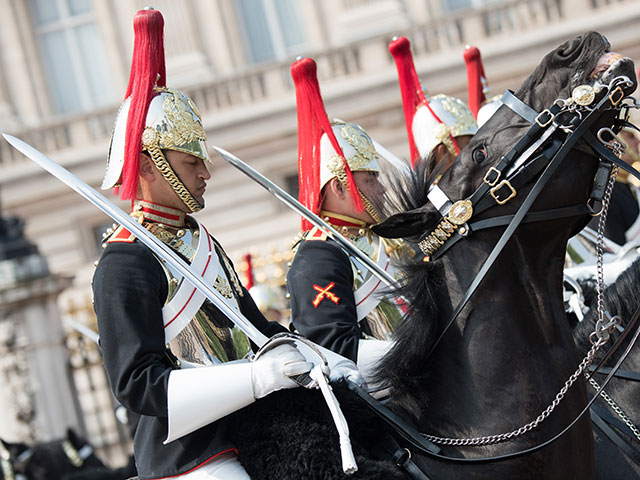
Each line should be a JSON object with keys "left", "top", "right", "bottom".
{"left": 357, "top": 74, "right": 640, "bottom": 473}
{"left": 422, "top": 75, "right": 640, "bottom": 360}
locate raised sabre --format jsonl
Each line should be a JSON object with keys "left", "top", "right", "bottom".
{"left": 212, "top": 146, "right": 398, "bottom": 288}
{"left": 2, "top": 133, "right": 269, "bottom": 347}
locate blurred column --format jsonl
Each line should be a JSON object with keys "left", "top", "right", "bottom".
{"left": 0, "top": 210, "right": 80, "bottom": 442}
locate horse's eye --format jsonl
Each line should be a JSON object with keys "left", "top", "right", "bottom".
{"left": 472, "top": 145, "right": 488, "bottom": 164}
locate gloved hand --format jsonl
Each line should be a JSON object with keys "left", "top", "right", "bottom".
{"left": 315, "top": 345, "right": 366, "bottom": 388}
{"left": 328, "top": 357, "right": 366, "bottom": 387}
{"left": 251, "top": 344, "right": 314, "bottom": 399}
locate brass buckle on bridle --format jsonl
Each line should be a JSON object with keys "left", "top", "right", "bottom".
{"left": 609, "top": 86, "right": 624, "bottom": 106}
{"left": 483, "top": 166, "right": 501, "bottom": 187}
{"left": 490, "top": 179, "right": 517, "bottom": 205}
{"left": 535, "top": 109, "right": 555, "bottom": 128}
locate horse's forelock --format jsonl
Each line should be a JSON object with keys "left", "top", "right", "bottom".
{"left": 517, "top": 32, "right": 609, "bottom": 112}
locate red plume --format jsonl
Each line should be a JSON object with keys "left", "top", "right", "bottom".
{"left": 464, "top": 46, "right": 487, "bottom": 119}
{"left": 120, "top": 8, "right": 166, "bottom": 200}
{"left": 291, "top": 57, "right": 364, "bottom": 231}
{"left": 244, "top": 253, "right": 254, "bottom": 290}
{"left": 389, "top": 37, "right": 456, "bottom": 165}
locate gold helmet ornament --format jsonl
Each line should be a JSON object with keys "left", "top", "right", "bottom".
{"left": 102, "top": 8, "right": 210, "bottom": 213}
{"left": 464, "top": 44, "right": 502, "bottom": 128}
{"left": 389, "top": 36, "right": 477, "bottom": 166}
{"left": 291, "top": 57, "right": 383, "bottom": 230}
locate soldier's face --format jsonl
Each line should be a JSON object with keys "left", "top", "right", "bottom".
{"left": 161, "top": 150, "right": 211, "bottom": 211}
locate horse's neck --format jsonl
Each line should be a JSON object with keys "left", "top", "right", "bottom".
{"left": 443, "top": 234, "right": 566, "bottom": 306}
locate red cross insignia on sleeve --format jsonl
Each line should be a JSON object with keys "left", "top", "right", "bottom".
{"left": 312, "top": 282, "right": 340, "bottom": 308}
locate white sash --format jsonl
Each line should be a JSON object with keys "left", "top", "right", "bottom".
{"left": 353, "top": 240, "right": 393, "bottom": 321}
{"left": 162, "top": 222, "right": 240, "bottom": 343}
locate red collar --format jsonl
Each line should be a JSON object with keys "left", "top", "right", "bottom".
{"left": 133, "top": 200, "right": 186, "bottom": 227}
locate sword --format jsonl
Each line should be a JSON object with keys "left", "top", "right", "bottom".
{"left": 64, "top": 317, "right": 100, "bottom": 345}
{"left": 212, "top": 146, "right": 397, "bottom": 288}
{"left": 2, "top": 134, "right": 269, "bottom": 347}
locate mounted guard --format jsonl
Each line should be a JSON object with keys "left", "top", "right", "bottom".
{"left": 389, "top": 36, "right": 477, "bottom": 175}
{"left": 286, "top": 57, "right": 411, "bottom": 380}
{"left": 91, "top": 8, "right": 313, "bottom": 479}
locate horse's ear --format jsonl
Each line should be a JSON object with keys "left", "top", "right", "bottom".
{"left": 373, "top": 204, "right": 437, "bottom": 239}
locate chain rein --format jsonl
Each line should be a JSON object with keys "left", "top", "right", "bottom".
{"left": 585, "top": 137, "right": 640, "bottom": 442}
{"left": 422, "top": 83, "right": 632, "bottom": 447}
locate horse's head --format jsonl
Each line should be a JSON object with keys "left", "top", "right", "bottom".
{"left": 376, "top": 32, "right": 637, "bottom": 247}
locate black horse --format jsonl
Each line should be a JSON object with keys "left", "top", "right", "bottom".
{"left": 572, "top": 258, "right": 640, "bottom": 479}
{"left": 232, "top": 32, "right": 637, "bottom": 479}
{"left": 0, "top": 429, "right": 135, "bottom": 480}
{"left": 370, "top": 32, "right": 636, "bottom": 479}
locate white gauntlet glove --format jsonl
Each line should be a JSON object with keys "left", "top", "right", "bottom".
{"left": 165, "top": 343, "right": 312, "bottom": 444}
{"left": 251, "top": 344, "right": 314, "bottom": 399}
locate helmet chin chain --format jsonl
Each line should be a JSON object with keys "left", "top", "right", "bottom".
{"left": 335, "top": 169, "right": 383, "bottom": 224}
{"left": 146, "top": 146, "right": 203, "bottom": 213}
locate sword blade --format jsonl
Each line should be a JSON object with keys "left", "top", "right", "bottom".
{"left": 211, "top": 145, "right": 397, "bottom": 288}
{"left": 2, "top": 134, "right": 268, "bottom": 347}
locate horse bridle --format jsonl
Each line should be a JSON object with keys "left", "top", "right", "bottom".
{"left": 360, "top": 74, "right": 640, "bottom": 468}
{"left": 421, "top": 74, "right": 640, "bottom": 361}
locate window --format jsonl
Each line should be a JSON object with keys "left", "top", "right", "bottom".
{"left": 235, "top": 0, "right": 306, "bottom": 63}
{"left": 284, "top": 172, "right": 299, "bottom": 200}
{"left": 29, "top": 0, "right": 115, "bottom": 114}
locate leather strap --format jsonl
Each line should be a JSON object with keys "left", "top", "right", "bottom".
{"left": 377, "top": 434, "right": 432, "bottom": 480}
{"left": 588, "top": 366, "right": 640, "bottom": 382}
{"left": 347, "top": 302, "right": 640, "bottom": 464}
{"left": 426, "top": 81, "right": 626, "bottom": 360}
{"left": 590, "top": 405, "right": 640, "bottom": 465}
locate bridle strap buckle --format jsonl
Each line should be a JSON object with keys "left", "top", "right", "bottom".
{"left": 535, "top": 109, "right": 555, "bottom": 127}
{"left": 609, "top": 86, "right": 625, "bottom": 106}
{"left": 483, "top": 166, "right": 501, "bottom": 186}
{"left": 490, "top": 179, "right": 517, "bottom": 205}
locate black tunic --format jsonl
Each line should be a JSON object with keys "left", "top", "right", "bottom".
{"left": 287, "top": 239, "right": 363, "bottom": 362}
{"left": 92, "top": 239, "right": 284, "bottom": 479}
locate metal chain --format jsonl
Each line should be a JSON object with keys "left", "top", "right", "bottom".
{"left": 587, "top": 375, "right": 640, "bottom": 442}
{"left": 423, "top": 337, "right": 607, "bottom": 446}
{"left": 592, "top": 164, "right": 619, "bottom": 344}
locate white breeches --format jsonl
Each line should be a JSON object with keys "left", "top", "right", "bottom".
{"left": 177, "top": 452, "right": 251, "bottom": 479}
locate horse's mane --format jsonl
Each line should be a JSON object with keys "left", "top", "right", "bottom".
{"left": 382, "top": 152, "right": 443, "bottom": 219}
{"left": 573, "top": 258, "right": 640, "bottom": 359}
{"left": 374, "top": 158, "right": 448, "bottom": 418}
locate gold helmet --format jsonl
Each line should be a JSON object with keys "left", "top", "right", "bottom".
{"left": 291, "top": 57, "right": 383, "bottom": 229}
{"left": 102, "top": 8, "right": 210, "bottom": 213}
{"left": 389, "top": 36, "right": 477, "bottom": 165}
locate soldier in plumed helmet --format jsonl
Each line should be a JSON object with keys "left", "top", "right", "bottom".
{"left": 286, "top": 57, "right": 411, "bottom": 382}
{"left": 389, "top": 36, "right": 478, "bottom": 177}
{"left": 92, "top": 8, "right": 314, "bottom": 479}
